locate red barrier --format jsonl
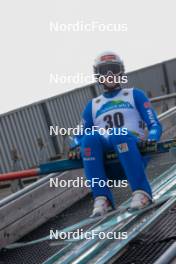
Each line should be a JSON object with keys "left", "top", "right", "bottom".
{"left": 0, "top": 168, "right": 39, "bottom": 181}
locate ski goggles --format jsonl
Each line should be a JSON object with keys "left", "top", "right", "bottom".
{"left": 95, "top": 63, "right": 122, "bottom": 76}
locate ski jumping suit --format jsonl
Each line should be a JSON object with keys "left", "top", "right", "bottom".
{"left": 78, "top": 88, "right": 162, "bottom": 207}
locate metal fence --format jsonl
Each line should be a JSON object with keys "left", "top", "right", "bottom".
{"left": 0, "top": 104, "right": 56, "bottom": 173}
{"left": 124, "top": 63, "right": 167, "bottom": 97}
{"left": 164, "top": 59, "right": 176, "bottom": 93}
{"left": 0, "top": 58, "right": 176, "bottom": 173}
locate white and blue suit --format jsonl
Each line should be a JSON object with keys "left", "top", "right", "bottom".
{"left": 75, "top": 88, "right": 162, "bottom": 207}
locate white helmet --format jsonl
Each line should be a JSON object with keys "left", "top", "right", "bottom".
{"left": 93, "top": 51, "right": 125, "bottom": 80}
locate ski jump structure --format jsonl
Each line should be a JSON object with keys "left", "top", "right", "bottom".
{"left": 0, "top": 102, "right": 176, "bottom": 263}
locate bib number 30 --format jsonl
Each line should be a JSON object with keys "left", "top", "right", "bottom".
{"left": 103, "top": 112, "right": 124, "bottom": 129}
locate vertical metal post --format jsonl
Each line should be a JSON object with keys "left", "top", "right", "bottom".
{"left": 162, "top": 62, "right": 170, "bottom": 94}
{"left": 41, "top": 102, "right": 61, "bottom": 154}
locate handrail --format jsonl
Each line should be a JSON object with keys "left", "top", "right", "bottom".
{"left": 154, "top": 242, "right": 176, "bottom": 264}
{"left": 151, "top": 93, "right": 176, "bottom": 103}
{"left": 0, "top": 172, "right": 61, "bottom": 208}
{"left": 158, "top": 106, "right": 176, "bottom": 120}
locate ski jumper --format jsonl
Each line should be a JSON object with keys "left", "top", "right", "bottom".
{"left": 78, "top": 88, "right": 162, "bottom": 207}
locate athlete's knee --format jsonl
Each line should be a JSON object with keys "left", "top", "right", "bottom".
{"left": 109, "top": 133, "right": 133, "bottom": 145}
{"left": 81, "top": 131, "right": 101, "bottom": 147}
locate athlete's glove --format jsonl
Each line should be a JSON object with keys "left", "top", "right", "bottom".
{"left": 147, "top": 127, "right": 161, "bottom": 142}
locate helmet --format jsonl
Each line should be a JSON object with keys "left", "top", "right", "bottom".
{"left": 93, "top": 51, "right": 125, "bottom": 80}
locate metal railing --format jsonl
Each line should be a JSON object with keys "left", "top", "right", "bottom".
{"left": 151, "top": 93, "right": 176, "bottom": 103}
